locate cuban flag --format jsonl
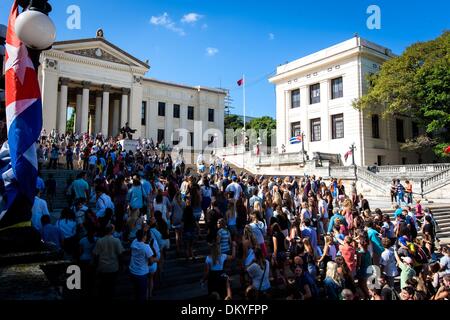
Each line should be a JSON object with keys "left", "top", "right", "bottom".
{"left": 289, "top": 135, "right": 302, "bottom": 145}
{"left": 0, "top": 0, "right": 42, "bottom": 229}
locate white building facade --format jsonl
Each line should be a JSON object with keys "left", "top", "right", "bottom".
{"left": 269, "top": 36, "right": 432, "bottom": 167}
{"left": 38, "top": 31, "right": 226, "bottom": 150}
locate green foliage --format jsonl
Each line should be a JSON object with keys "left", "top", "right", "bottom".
{"left": 66, "top": 110, "right": 75, "bottom": 134}
{"left": 247, "top": 116, "right": 276, "bottom": 147}
{"left": 354, "top": 31, "right": 450, "bottom": 157}
{"left": 224, "top": 114, "right": 244, "bottom": 131}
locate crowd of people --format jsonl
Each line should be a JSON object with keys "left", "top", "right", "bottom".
{"left": 30, "top": 130, "right": 450, "bottom": 301}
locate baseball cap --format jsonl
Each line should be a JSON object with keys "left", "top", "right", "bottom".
{"left": 401, "top": 256, "right": 413, "bottom": 264}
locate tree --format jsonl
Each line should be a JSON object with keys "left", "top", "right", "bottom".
{"left": 224, "top": 114, "right": 244, "bottom": 131}
{"left": 354, "top": 31, "right": 450, "bottom": 157}
{"left": 66, "top": 110, "right": 75, "bottom": 134}
{"left": 247, "top": 116, "right": 276, "bottom": 148}
{"left": 400, "top": 135, "right": 437, "bottom": 164}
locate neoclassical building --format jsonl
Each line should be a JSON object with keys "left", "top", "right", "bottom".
{"left": 269, "top": 36, "right": 434, "bottom": 166}
{"left": 38, "top": 30, "right": 226, "bottom": 150}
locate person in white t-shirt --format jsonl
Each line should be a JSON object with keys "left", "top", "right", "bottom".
{"left": 31, "top": 190, "right": 50, "bottom": 232}
{"left": 247, "top": 248, "right": 271, "bottom": 293}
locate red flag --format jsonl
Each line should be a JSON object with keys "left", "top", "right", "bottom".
{"left": 237, "top": 78, "right": 244, "bottom": 86}
{"left": 344, "top": 150, "right": 352, "bottom": 161}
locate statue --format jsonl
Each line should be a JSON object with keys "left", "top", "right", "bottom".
{"left": 96, "top": 28, "right": 104, "bottom": 38}
{"left": 120, "top": 122, "right": 137, "bottom": 140}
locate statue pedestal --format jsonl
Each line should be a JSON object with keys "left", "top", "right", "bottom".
{"left": 118, "top": 139, "right": 139, "bottom": 152}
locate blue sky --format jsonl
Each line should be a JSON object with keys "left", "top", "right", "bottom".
{"left": 1, "top": 0, "right": 449, "bottom": 118}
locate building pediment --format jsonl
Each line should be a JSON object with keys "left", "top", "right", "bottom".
{"left": 51, "top": 35, "right": 150, "bottom": 71}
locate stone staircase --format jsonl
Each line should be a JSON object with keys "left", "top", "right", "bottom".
{"left": 383, "top": 206, "right": 450, "bottom": 239}
{"left": 40, "top": 169, "right": 82, "bottom": 212}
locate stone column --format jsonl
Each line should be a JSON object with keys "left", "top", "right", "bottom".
{"left": 147, "top": 100, "right": 158, "bottom": 141}
{"left": 41, "top": 70, "right": 59, "bottom": 132}
{"left": 101, "top": 85, "right": 111, "bottom": 137}
{"left": 121, "top": 88, "right": 130, "bottom": 128}
{"left": 165, "top": 103, "right": 173, "bottom": 145}
{"left": 320, "top": 80, "right": 330, "bottom": 142}
{"left": 58, "top": 77, "right": 69, "bottom": 133}
{"left": 75, "top": 89, "right": 82, "bottom": 133}
{"left": 80, "top": 81, "right": 91, "bottom": 134}
{"left": 129, "top": 80, "right": 143, "bottom": 139}
{"left": 113, "top": 98, "right": 120, "bottom": 137}
{"left": 95, "top": 93, "right": 102, "bottom": 134}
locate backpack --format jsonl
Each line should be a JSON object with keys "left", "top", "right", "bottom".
{"left": 413, "top": 244, "right": 429, "bottom": 265}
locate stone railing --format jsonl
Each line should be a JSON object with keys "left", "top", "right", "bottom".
{"left": 374, "top": 163, "right": 450, "bottom": 176}
{"left": 356, "top": 166, "right": 390, "bottom": 193}
{"left": 421, "top": 168, "right": 450, "bottom": 195}
{"left": 329, "top": 166, "right": 356, "bottom": 179}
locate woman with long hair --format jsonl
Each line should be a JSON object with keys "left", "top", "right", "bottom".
{"left": 247, "top": 247, "right": 271, "bottom": 299}
{"left": 202, "top": 241, "right": 236, "bottom": 299}
{"left": 323, "top": 261, "right": 344, "bottom": 300}
{"left": 182, "top": 198, "right": 199, "bottom": 260}
{"left": 271, "top": 223, "right": 287, "bottom": 286}
{"left": 154, "top": 210, "right": 170, "bottom": 273}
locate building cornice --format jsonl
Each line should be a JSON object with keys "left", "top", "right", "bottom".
{"left": 269, "top": 40, "right": 394, "bottom": 85}
{"left": 41, "top": 50, "right": 148, "bottom": 75}
{"left": 142, "top": 77, "right": 227, "bottom": 95}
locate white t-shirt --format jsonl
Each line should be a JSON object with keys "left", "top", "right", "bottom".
{"left": 247, "top": 259, "right": 271, "bottom": 291}
{"left": 31, "top": 197, "right": 50, "bottom": 231}
{"left": 318, "top": 200, "right": 329, "bottom": 219}
{"left": 225, "top": 182, "right": 242, "bottom": 200}
{"left": 205, "top": 254, "right": 228, "bottom": 271}
{"left": 129, "top": 239, "right": 152, "bottom": 276}
{"left": 380, "top": 247, "right": 399, "bottom": 277}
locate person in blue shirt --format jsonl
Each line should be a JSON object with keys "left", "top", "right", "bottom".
{"left": 366, "top": 219, "right": 384, "bottom": 265}
{"left": 36, "top": 173, "right": 45, "bottom": 194}
{"left": 127, "top": 176, "right": 145, "bottom": 212}
{"left": 40, "top": 215, "right": 64, "bottom": 250}
{"left": 327, "top": 209, "right": 347, "bottom": 234}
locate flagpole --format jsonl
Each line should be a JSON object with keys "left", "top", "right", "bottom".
{"left": 242, "top": 74, "right": 246, "bottom": 170}
{"left": 243, "top": 74, "right": 246, "bottom": 131}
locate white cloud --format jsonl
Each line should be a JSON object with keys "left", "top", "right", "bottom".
{"left": 269, "top": 33, "right": 275, "bottom": 40}
{"left": 181, "top": 13, "right": 204, "bottom": 24}
{"left": 206, "top": 47, "right": 219, "bottom": 57}
{"left": 150, "top": 13, "right": 185, "bottom": 36}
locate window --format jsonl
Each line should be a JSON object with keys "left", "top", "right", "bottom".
{"left": 377, "top": 155, "right": 382, "bottom": 166}
{"left": 157, "top": 129, "right": 165, "bottom": 143}
{"left": 173, "top": 104, "right": 180, "bottom": 118}
{"left": 309, "top": 83, "right": 320, "bottom": 104}
{"left": 396, "top": 119, "right": 405, "bottom": 142}
{"left": 412, "top": 122, "right": 419, "bottom": 138}
{"left": 310, "top": 118, "right": 321, "bottom": 142}
{"left": 291, "top": 122, "right": 301, "bottom": 138}
{"left": 158, "top": 102, "right": 165, "bottom": 117}
{"left": 189, "top": 132, "right": 194, "bottom": 147}
{"left": 208, "top": 109, "right": 214, "bottom": 122}
{"left": 331, "top": 114, "right": 344, "bottom": 139}
{"left": 372, "top": 115, "right": 380, "bottom": 139}
{"left": 141, "top": 101, "right": 147, "bottom": 125}
{"left": 331, "top": 77, "right": 343, "bottom": 99}
{"left": 188, "top": 106, "right": 194, "bottom": 120}
{"left": 291, "top": 89, "right": 300, "bottom": 108}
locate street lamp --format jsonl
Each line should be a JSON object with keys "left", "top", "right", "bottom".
{"left": 16, "top": 0, "right": 55, "bottom": 51}
{"left": 350, "top": 142, "right": 356, "bottom": 166}
{"left": 301, "top": 132, "right": 306, "bottom": 163}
